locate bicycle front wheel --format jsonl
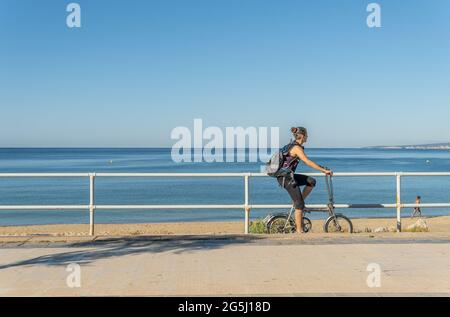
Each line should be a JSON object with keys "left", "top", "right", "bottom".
{"left": 303, "top": 217, "right": 312, "bottom": 233}
{"left": 324, "top": 214, "right": 353, "bottom": 233}
{"left": 267, "top": 216, "right": 295, "bottom": 234}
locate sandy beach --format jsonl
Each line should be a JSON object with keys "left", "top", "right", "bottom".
{"left": 1, "top": 216, "right": 449, "bottom": 237}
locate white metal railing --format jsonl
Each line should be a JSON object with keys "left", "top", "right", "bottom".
{"left": 1, "top": 172, "right": 450, "bottom": 235}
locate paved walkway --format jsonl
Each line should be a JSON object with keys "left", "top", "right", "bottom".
{"left": 1, "top": 234, "right": 450, "bottom": 296}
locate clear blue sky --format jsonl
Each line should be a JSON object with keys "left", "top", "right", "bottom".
{"left": 1, "top": 0, "right": 449, "bottom": 147}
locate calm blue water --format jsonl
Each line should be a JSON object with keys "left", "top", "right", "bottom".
{"left": 1, "top": 148, "right": 450, "bottom": 226}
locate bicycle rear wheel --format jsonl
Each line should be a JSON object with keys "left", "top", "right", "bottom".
{"left": 267, "top": 215, "right": 312, "bottom": 234}
{"left": 324, "top": 214, "right": 353, "bottom": 233}
{"left": 267, "top": 216, "right": 295, "bottom": 234}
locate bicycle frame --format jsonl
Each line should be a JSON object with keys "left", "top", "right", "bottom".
{"left": 264, "top": 174, "right": 340, "bottom": 230}
{"left": 294, "top": 174, "right": 337, "bottom": 217}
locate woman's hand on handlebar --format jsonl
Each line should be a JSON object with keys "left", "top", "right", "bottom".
{"left": 323, "top": 169, "right": 333, "bottom": 176}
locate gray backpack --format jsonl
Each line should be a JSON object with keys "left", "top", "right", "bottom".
{"left": 265, "top": 141, "right": 297, "bottom": 177}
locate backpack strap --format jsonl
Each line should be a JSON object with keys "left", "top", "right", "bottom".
{"left": 283, "top": 140, "right": 296, "bottom": 153}
{"left": 285, "top": 140, "right": 303, "bottom": 153}
{"left": 285, "top": 141, "right": 302, "bottom": 166}
{"left": 277, "top": 141, "right": 302, "bottom": 187}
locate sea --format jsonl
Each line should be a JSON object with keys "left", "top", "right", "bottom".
{"left": 1, "top": 148, "right": 450, "bottom": 226}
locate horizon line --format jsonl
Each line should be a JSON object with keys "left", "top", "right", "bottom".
{"left": 0, "top": 146, "right": 361, "bottom": 149}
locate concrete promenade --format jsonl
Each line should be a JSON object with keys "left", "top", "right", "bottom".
{"left": 1, "top": 233, "right": 450, "bottom": 296}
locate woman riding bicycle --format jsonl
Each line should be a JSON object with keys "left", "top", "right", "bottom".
{"left": 279, "top": 127, "right": 333, "bottom": 233}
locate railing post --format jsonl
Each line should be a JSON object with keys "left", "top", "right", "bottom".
{"left": 89, "top": 173, "right": 95, "bottom": 236}
{"left": 244, "top": 174, "right": 250, "bottom": 234}
{"left": 396, "top": 172, "right": 402, "bottom": 232}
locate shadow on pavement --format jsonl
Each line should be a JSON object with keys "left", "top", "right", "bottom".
{"left": 0, "top": 235, "right": 264, "bottom": 270}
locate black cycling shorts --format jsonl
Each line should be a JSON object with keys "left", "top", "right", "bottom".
{"left": 277, "top": 174, "right": 316, "bottom": 210}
